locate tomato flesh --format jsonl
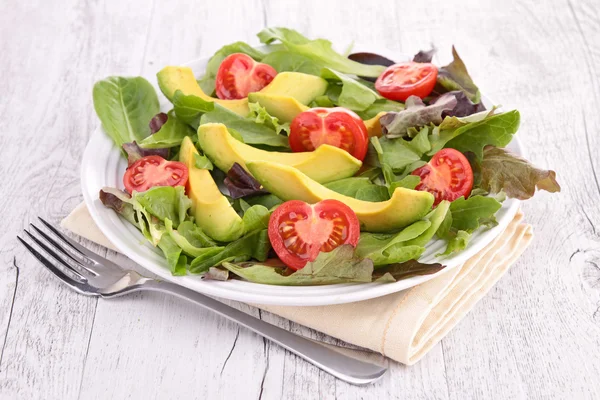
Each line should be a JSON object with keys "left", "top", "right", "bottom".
{"left": 123, "top": 155, "right": 188, "bottom": 193}
{"left": 215, "top": 53, "right": 277, "bottom": 100}
{"left": 375, "top": 62, "right": 438, "bottom": 101}
{"left": 411, "top": 148, "right": 473, "bottom": 206}
{"left": 289, "top": 107, "right": 369, "bottom": 161}
{"left": 268, "top": 200, "right": 360, "bottom": 270}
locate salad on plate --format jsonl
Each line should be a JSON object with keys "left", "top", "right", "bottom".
{"left": 91, "top": 27, "right": 559, "bottom": 286}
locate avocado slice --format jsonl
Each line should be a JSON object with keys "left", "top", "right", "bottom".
{"left": 197, "top": 123, "right": 361, "bottom": 184}
{"left": 179, "top": 136, "right": 244, "bottom": 242}
{"left": 247, "top": 160, "right": 434, "bottom": 232}
{"left": 157, "top": 67, "right": 327, "bottom": 117}
{"left": 247, "top": 92, "right": 387, "bottom": 137}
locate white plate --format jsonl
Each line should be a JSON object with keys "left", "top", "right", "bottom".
{"left": 81, "top": 45, "right": 522, "bottom": 306}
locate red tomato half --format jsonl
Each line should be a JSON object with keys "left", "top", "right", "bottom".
{"left": 375, "top": 62, "right": 438, "bottom": 101}
{"left": 289, "top": 107, "right": 369, "bottom": 161}
{"left": 411, "top": 148, "right": 473, "bottom": 206}
{"left": 268, "top": 200, "right": 360, "bottom": 270}
{"left": 215, "top": 53, "right": 277, "bottom": 100}
{"left": 123, "top": 155, "right": 188, "bottom": 194}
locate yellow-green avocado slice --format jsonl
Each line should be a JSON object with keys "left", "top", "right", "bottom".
{"left": 246, "top": 160, "right": 435, "bottom": 232}
{"left": 246, "top": 92, "right": 386, "bottom": 137}
{"left": 179, "top": 136, "right": 244, "bottom": 242}
{"left": 157, "top": 66, "right": 327, "bottom": 116}
{"left": 197, "top": 123, "right": 362, "bottom": 184}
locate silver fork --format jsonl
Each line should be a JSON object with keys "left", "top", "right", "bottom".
{"left": 18, "top": 218, "right": 388, "bottom": 385}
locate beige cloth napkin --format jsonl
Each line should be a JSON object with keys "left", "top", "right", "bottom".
{"left": 62, "top": 203, "right": 533, "bottom": 365}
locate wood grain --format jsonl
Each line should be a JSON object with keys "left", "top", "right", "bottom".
{"left": 1, "top": 0, "right": 599, "bottom": 398}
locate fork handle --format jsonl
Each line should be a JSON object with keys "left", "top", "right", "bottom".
{"left": 139, "top": 280, "right": 387, "bottom": 385}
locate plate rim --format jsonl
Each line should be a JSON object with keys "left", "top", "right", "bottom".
{"left": 81, "top": 46, "right": 522, "bottom": 306}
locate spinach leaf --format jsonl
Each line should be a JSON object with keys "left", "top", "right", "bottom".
{"left": 261, "top": 51, "right": 322, "bottom": 75}
{"left": 172, "top": 90, "right": 215, "bottom": 127}
{"left": 356, "top": 99, "right": 404, "bottom": 120}
{"left": 139, "top": 110, "right": 194, "bottom": 148}
{"left": 242, "top": 205, "right": 271, "bottom": 234}
{"left": 373, "top": 259, "right": 445, "bottom": 282}
{"left": 93, "top": 76, "right": 159, "bottom": 149}
{"left": 194, "top": 153, "right": 213, "bottom": 170}
{"left": 200, "top": 104, "right": 290, "bottom": 149}
{"left": 321, "top": 68, "right": 380, "bottom": 112}
{"left": 197, "top": 42, "right": 265, "bottom": 95}
{"left": 449, "top": 195, "right": 502, "bottom": 231}
{"left": 223, "top": 244, "right": 374, "bottom": 285}
{"left": 257, "top": 28, "right": 386, "bottom": 78}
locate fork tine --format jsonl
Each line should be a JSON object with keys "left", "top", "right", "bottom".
{"left": 18, "top": 236, "right": 85, "bottom": 289}
{"left": 30, "top": 224, "right": 98, "bottom": 276}
{"left": 37, "top": 217, "right": 123, "bottom": 272}
{"left": 37, "top": 217, "right": 91, "bottom": 256}
{"left": 23, "top": 230, "right": 87, "bottom": 282}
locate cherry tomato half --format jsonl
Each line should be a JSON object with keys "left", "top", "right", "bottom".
{"left": 268, "top": 199, "right": 360, "bottom": 270}
{"left": 289, "top": 107, "right": 369, "bottom": 161}
{"left": 375, "top": 62, "right": 438, "bottom": 101}
{"left": 215, "top": 53, "right": 277, "bottom": 100}
{"left": 123, "top": 155, "right": 188, "bottom": 194}
{"left": 411, "top": 148, "right": 473, "bottom": 206}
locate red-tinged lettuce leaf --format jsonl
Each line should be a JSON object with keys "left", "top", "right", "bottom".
{"left": 222, "top": 244, "right": 374, "bottom": 286}
{"left": 413, "top": 48, "right": 436, "bottom": 63}
{"left": 373, "top": 259, "right": 445, "bottom": 282}
{"left": 479, "top": 146, "right": 561, "bottom": 199}
{"left": 99, "top": 187, "right": 138, "bottom": 227}
{"left": 149, "top": 112, "right": 168, "bottom": 134}
{"left": 432, "top": 91, "right": 486, "bottom": 118}
{"left": 380, "top": 95, "right": 457, "bottom": 138}
{"left": 122, "top": 142, "right": 169, "bottom": 167}
{"left": 436, "top": 46, "right": 481, "bottom": 103}
{"left": 225, "top": 163, "right": 269, "bottom": 199}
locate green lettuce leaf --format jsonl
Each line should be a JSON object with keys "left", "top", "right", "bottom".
{"left": 320, "top": 68, "right": 380, "bottom": 112}
{"left": 257, "top": 28, "right": 386, "bottom": 78}
{"left": 324, "top": 177, "right": 389, "bottom": 201}
{"left": 92, "top": 76, "right": 159, "bottom": 150}
{"left": 437, "top": 46, "right": 481, "bottom": 103}
{"left": 261, "top": 51, "right": 322, "bottom": 75}
{"left": 449, "top": 195, "right": 502, "bottom": 231}
{"left": 248, "top": 102, "right": 290, "bottom": 135}
{"left": 429, "top": 110, "right": 521, "bottom": 159}
{"left": 380, "top": 95, "right": 457, "bottom": 138}
{"left": 139, "top": 110, "right": 194, "bottom": 149}
{"left": 479, "top": 146, "right": 560, "bottom": 199}
{"left": 222, "top": 244, "right": 374, "bottom": 285}
{"left": 189, "top": 229, "right": 271, "bottom": 274}
{"left": 133, "top": 186, "right": 191, "bottom": 227}
{"left": 164, "top": 219, "right": 223, "bottom": 259}
{"left": 200, "top": 104, "right": 289, "bottom": 149}
{"left": 157, "top": 234, "right": 187, "bottom": 276}
{"left": 197, "top": 42, "right": 265, "bottom": 95}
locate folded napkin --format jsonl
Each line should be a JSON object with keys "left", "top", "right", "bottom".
{"left": 62, "top": 203, "right": 532, "bottom": 365}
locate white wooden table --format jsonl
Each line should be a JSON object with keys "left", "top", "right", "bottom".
{"left": 1, "top": 0, "right": 599, "bottom": 398}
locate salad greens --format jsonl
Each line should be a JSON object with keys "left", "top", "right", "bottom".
{"left": 93, "top": 76, "right": 160, "bottom": 149}
{"left": 93, "top": 27, "right": 559, "bottom": 285}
